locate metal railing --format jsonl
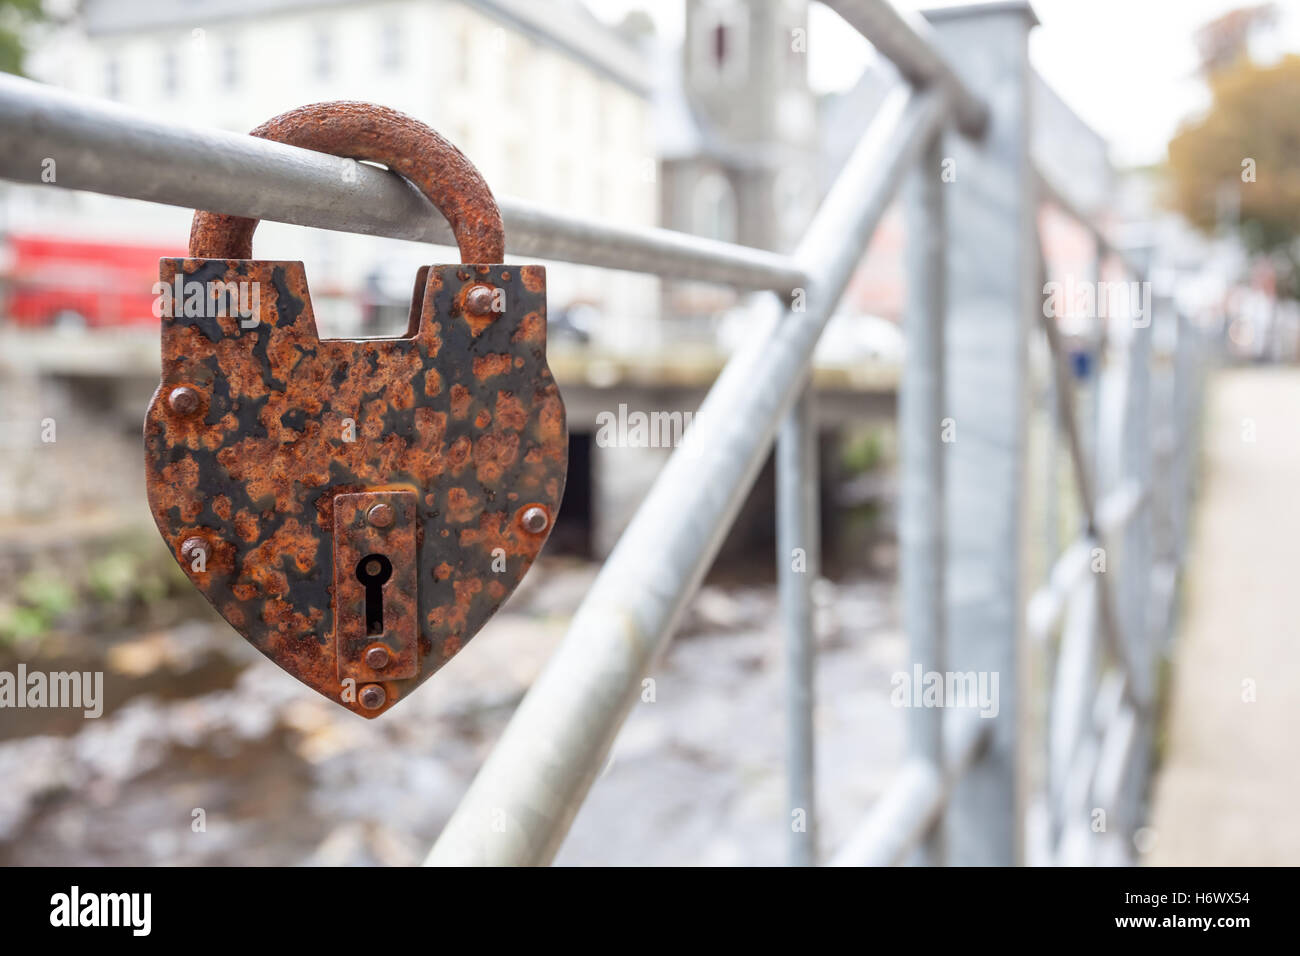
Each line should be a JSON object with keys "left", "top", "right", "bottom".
{"left": 0, "top": 0, "right": 1206, "bottom": 867}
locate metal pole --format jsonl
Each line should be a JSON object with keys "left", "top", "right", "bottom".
{"left": 823, "top": 0, "right": 989, "bottom": 138}
{"left": 1117, "top": 255, "right": 1154, "bottom": 846}
{"left": 777, "top": 383, "right": 818, "bottom": 866}
{"left": 899, "top": 130, "right": 947, "bottom": 864}
{"left": 928, "top": 1, "right": 1038, "bottom": 866}
{"left": 425, "top": 85, "right": 947, "bottom": 866}
{"left": 0, "top": 73, "right": 807, "bottom": 291}
{"left": 1038, "top": 273, "right": 1142, "bottom": 696}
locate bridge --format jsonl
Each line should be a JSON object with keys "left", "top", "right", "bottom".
{"left": 0, "top": 0, "right": 1266, "bottom": 868}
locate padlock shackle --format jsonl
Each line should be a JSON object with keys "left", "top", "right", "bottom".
{"left": 188, "top": 101, "right": 505, "bottom": 263}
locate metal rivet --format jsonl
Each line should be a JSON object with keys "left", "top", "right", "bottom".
{"left": 168, "top": 386, "right": 200, "bottom": 415}
{"left": 180, "top": 536, "right": 209, "bottom": 561}
{"left": 521, "top": 506, "right": 549, "bottom": 535}
{"left": 367, "top": 503, "right": 395, "bottom": 528}
{"left": 359, "top": 684, "right": 387, "bottom": 710}
{"left": 365, "top": 646, "right": 391, "bottom": 670}
{"left": 464, "top": 284, "right": 495, "bottom": 318}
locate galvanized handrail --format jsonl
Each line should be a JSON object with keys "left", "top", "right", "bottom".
{"left": 0, "top": 0, "right": 1204, "bottom": 868}
{"left": 0, "top": 73, "right": 806, "bottom": 291}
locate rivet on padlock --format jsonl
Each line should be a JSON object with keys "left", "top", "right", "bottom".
{"left": 143, "top": 102, "right": 568, "bottom": 718}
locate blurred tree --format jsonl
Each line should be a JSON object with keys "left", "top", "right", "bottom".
{"left": 1167, "top": 53, "right": 1300, "bottom": 296}
{"left": 0, "top": 0, "right": 46, "bottom": 76}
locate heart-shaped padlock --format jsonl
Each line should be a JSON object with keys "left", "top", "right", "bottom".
{"left": 144, "top": 102, "right": 567, "bottom": 717}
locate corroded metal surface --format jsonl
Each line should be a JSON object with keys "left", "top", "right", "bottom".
{"left": 189, "top": 101, "right": 505, "bottom": 264}
{"left": 145, "top": 261, "right": 565, "bottom": 716}
{"left": 333, "top": 490, "right": 419, "bottom": 684}
{"left": 145, "top": 103, "right": 564, "bottom": 718}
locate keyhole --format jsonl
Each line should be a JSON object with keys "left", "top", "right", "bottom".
{"left": 355, "top": 554, "right": 393, "bottom": 636}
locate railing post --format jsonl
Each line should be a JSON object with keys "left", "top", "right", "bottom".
{"left": 1087, "top": 251, "right": 1125, "bottom": 858}
{"left": 777, "top": 383, "right": 819, "bottom": 866}
{"left": 1117, "top": 254, "right": 1154, "bottom": 843}
{"left": 900, "top": 130, "right": 947, "bottom": 865}
{"left": 928, "top": 1, "right": 1038, "bottom": 866}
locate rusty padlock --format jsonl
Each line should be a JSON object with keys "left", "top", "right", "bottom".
{"left": 144, "top": 102, "right": 567, "bottom": 717}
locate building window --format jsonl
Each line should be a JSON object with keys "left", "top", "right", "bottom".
{"left": 221, "top": 42, "right": 239, "bottom": 90}
{"left": 312, "top": 28, "right": 332, "bottom": 81}
{"left": 104, "top": 56, "right": 121, "bottom": 100}
{"left": 693, "top": 171, "right": 737, "bottom": 243}
{"left": 695, "top": 2, "right": 747, "bottom": 85}
{"left": 712, "top": 21, "right": 728, "bottom": 69}
{"left": 379, "top": 20, "right": 401, "bottom": 73}
{"left": 160, "top": 48, "right": 178, "bottom": 96}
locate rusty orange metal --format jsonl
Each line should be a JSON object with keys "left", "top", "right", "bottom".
{"left": 144, "top": 103, "right": 566, "bottom": 717}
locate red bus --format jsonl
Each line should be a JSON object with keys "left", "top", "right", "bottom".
{"left": 0, "top": 233, "right": 181, "bottom": 329}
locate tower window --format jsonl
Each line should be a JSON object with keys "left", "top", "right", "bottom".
{"left": 695, "top": 3, "right": 747, "bottom": 85}
{"left": 712, "top": 23, "right": 728, "bottom": 68}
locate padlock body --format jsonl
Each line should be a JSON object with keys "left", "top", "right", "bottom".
{"left": 144, "top": 260, "right": 565, "bottom": 717}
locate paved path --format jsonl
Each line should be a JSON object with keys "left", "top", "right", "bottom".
{"left": 1148, "top": 367, "right": 1300, "bottom": 865}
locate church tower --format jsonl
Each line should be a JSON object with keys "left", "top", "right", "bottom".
{"left": 678, "top": 0, "right": 817, "bottom": 253}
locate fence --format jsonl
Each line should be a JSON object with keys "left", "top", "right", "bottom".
{"left": 0, "top": 0, "right": 1206, "bottom": 866}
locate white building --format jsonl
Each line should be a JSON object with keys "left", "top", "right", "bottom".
{"left": 12, "top": 0, "right": 659, "bottom": 348}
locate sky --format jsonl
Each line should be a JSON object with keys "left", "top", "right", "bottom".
{"left": 581, "top": 0, "right": 1300, "bottom": 168}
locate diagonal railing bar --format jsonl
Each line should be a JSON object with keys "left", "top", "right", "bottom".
{"left": 425, "top": 84, "right": 949, "bottom": 866}
{"left": 0, "top": 74, "right": 808, "bottom": 291}
{"left": 1037, "top": 265, "right": 1146, "bottom": 710}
